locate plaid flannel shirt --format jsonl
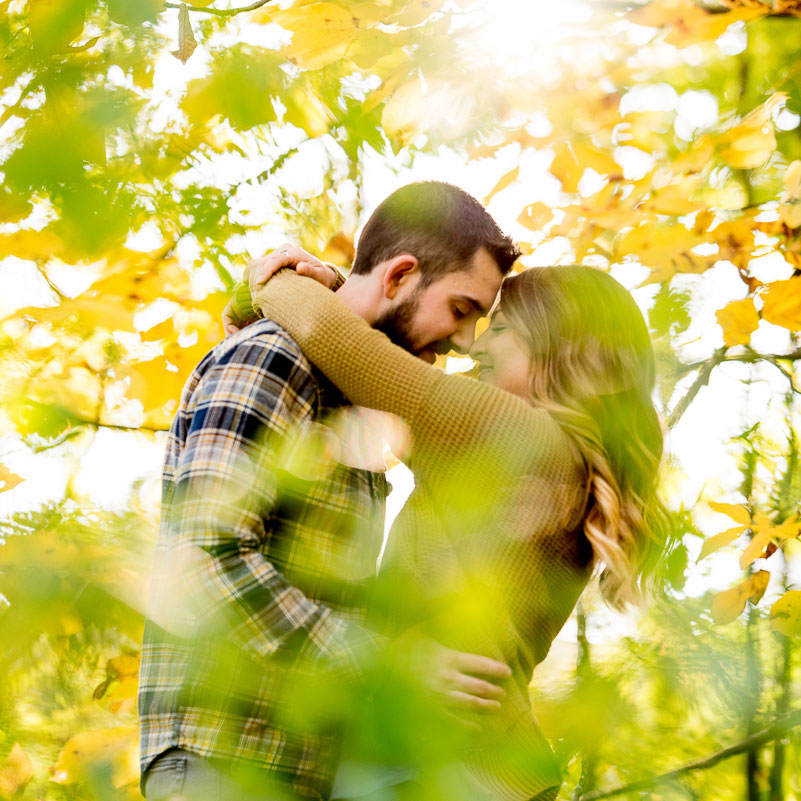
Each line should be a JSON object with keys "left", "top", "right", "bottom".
{"left": 138, "top": 319, "right": 388, "bottom": 800}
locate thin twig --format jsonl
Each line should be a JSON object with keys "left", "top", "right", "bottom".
{"left": 578, "top": 708, "right": 801, "bottom": 801}
{"left": 763, "top": 356, "right": 801, "bottom": 395}
{"left": 163, "top": 0, "right": 276, "bottom": 17}
{"left": 0, "top": 78, "right": 39, "bottom": 130}
{"left": 72, "top": 417, "right": 168, "bottom": 434}
{"left": 668, "top": 347, "right": 728, "bottom": 429}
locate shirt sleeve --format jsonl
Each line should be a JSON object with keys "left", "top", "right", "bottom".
{"left": 166, "top": 327, "right": 384, "bottom": 681}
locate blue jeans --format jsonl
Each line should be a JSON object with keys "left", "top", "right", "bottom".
{"left": 143, "top": 749, "right": 292, "bottom": 801}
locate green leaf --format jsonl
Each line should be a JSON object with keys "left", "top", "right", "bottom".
{"left": 183, "top": 45, "right": 285, "bottom": 131}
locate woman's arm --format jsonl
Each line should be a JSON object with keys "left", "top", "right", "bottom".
{"left": 254, "top": 272, "right": 573, "bottom": 484}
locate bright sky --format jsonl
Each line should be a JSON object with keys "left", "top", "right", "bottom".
{"left": 2, "top": 0, "right": 799, "bottom": 646}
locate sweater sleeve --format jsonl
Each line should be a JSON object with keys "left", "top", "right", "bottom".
{"left": 253, "top": 271, "right": 572, "bottom": 486}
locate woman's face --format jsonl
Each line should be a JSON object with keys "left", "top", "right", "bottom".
{"left": 468, "top": 309, "right": 532, "bottom": 400}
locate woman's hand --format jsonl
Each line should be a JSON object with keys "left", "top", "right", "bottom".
{"left": 222, "top": 243, "right": 341, "bottom": 336}
{"left": 393, "top": 630, "right": 511, "bottom": 728}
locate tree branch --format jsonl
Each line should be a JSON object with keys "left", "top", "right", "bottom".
{"left": 163, "top": 0, "right": 276, "bottom": 17}
{"left": 71, "top": 417, "right": 168, "bottom": 435}
{"left": 668, "top": 347, "right": 728, "bottom": 429}
{"left": 676, "top": 347, "right": 801, "bottom": 375}
{"left": 668, "top": 346, "right": 801, "bottom": 426}
{"left": 577, "top": 708, "right": 801, "bottom": 801}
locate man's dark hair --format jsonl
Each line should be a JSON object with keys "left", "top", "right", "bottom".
{"left": 351, "top": 182, "right": 519, "bottom": 285}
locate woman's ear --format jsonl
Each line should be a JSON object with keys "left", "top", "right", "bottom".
{"left": 382, "top": 254, "right": 419, "bottom": 300}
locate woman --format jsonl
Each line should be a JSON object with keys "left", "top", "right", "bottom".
{"left": 233, "top": 263, "right": 666, "bottom": 801}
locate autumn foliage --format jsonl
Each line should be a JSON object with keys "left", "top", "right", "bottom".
{"left": 2, "top": 0, "right": 801, "bottom": 798}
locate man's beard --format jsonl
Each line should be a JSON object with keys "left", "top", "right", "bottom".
{"left": 374, "top": 290, "right": 421, "bottom": 355}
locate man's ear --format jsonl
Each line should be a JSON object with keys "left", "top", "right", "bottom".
{"left": 381, "top": 254, "right": 419, "bottom": 300}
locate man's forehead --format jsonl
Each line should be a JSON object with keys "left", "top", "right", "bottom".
{"left": 444, "top": 258, "right": 503, "bottom": 311}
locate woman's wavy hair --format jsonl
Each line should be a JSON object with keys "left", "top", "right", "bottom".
{"left": 500, "top": 265, "right": 668, "bottom": 610}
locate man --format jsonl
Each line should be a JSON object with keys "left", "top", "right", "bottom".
{"left": 138, "top": 182, "right": 519, "bottom": 801}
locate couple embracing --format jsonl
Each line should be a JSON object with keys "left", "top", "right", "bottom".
{"left": 138, "top": 182, "right": 666, "bottom": 801}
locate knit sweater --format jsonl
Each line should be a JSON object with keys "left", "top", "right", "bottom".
{"left": 252, "top": 271, "right": 595, "bottom": 801}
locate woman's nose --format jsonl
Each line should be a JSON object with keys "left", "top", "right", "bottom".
{"left": 468, "top": 333, "right": 485, "bottom": 361}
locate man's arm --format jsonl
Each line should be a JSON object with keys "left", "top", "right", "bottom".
{"left": 163, "top": 327, "right": 382, "bottom": 681}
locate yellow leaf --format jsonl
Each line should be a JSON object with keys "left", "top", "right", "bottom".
{"left": 382, "top": 77, "right": 475, "bottom": 144}
{"left": 72, "top": 297, "right": 137, "bottom": 331}
{"left": 107, "top": 678, "right": 139, "bottom": 716}
{"left": 345, "top": 29, "right": 401, "bottom": 69}
{"left": 550, "top": 144, "right": 584, "bottom": 194}
{"left": 771, "top": 590, "right": 801, "bottom": 637}
{"left": 779, "top": 202, "right": 801, "bottom": 228}
{"left": 349, "top": 3, "right": 394, "bottom": 25}
{"left": 0, "top": 463, "right": 24, "bottom": 494}
{"left": 382, "top": 75, "right": 426, "bottom": 141}
{"left": 107, "top": 654, "right": 140, "bottom": 680}
{"left": 779, "top": 161, "right": 801, "bottom": 225}
{"left": 719, "top": 130, "right": 776, "bottom": 170}
{"left": 739, "top": 514, "right": 801, "bottom": 568}
{"left": 58, "top": 611, "right": 83, "bottom": 637}
{"left": 485, "top": 167, "right": 519, "bottom": 203}
{"left": 52, "top": 727, "right": 139, "bottom": 788}
{"left": 0, "top": 188, "right": 32, "bottom": 224}
{"left": 274, "top": 3, "right": 359, "bottom": 70}
{"left": 0, "top": 228, "right": 65, "bottom": 261}
{"left": 645, "top": 181, "right": 703, "bottom": 216}
{"left": 666, "top": 5, "right": 767, "bottom": 47}
{"left": 0, "top": 531, "right": 80, "bottom": 570}
{"left": 19, "top": 295, "right": 137, "bottom": 332}
{"left": 139, "top": 317, "right": 175, "bottom": 342}
{"left": 770, "top": 516, "right": 801, "bottom": 540}
{"left": 517, "top": 202, "right": 553, "bottom": 231}
{"left": 92, "top": 250, "right": 188, "bottom": 305}
{"left": 616, "top": 222, "right": 709, "bottom": 282}
{"left": 711, "top": 570, "right": 770, "bottom": 624}
{"left": 716, "top": 297, "right": 759, "bottom": 347}
{"left": 628, "top": 0, "right": 706, "bottom": 29}
{"left": 170, "top": 3, "right": 197, "bottom": 64}
{"left": 761, "top": 276, "right": 801, "bottom": 331}
{"left": 784, "top": 160, "right": 801, "bottom": 199}
{"left": 390, "top": 0, "right": 445, "bottom": 26}
{"left": 672, "top": 136, "right": 715, "bottom": 176}
{"left": 747, "top": 568, "right": 770, "bottom": 605}
{"left": 740, "top": 528, "right": 776, "bottom": 569}
{"left": 165, "top": 340, "right": 214, "bottom": 381}
{"left": 629, "top": 0, "right": 767, "bottom": 46}
{"left": 584, "top": 205, "right": 643, "bottom": 231}
{"left": 282, "top": 79, "right": 332, "bottom": 137}
{"left": 708, "top": 500, "right": 752, "bottom": 526}
{"left": 711, "top": 586, "right": 747, "bottom": 624}
{"left": 698, "top": 525, "right": 746, "bottom": 561}
{"left": 717, "top": 94, "right": 785, "bottom": 170}
{"left": 0, "top": 743, "right": 33, "bottom": 801}
{"left": 550, "top": 142, "right": 620, "bottom": 194}
{"left": 126, "top": 357, "right": 183, "bottom": 413}
{"left": 320, "top": 232, "right": 355, "bottom": 267}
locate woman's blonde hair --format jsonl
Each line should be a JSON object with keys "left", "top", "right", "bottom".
{"left": 500, "top": 266, "right": 667, "bottom": 609}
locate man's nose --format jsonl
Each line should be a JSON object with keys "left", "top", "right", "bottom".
{"left": 450, "top": 323, "right": 476, "bottom": 355}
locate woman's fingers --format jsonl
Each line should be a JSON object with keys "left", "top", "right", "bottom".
{"left": 452, "top": 650, "right": 512, "bottom": 680}
{"left": 247, "top": 244, "right": 328, "bottom": 293}
{"left": 297, "top": 261, "right": 338, "bottom": 288}
{"left": 446, "top": 690, "right": 502, "bottom": 712}
{"left": 448, "top": 671, "right": 507, "bottom": 700}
